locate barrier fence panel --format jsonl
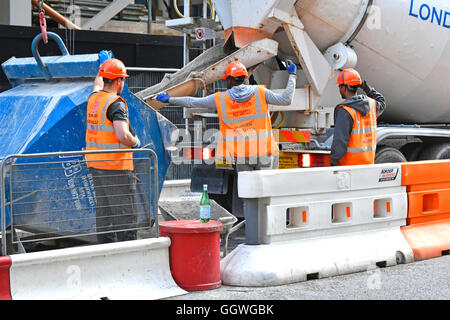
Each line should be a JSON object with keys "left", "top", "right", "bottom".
{"left": 1, "top": 149, "right": 159, "bottom": 256}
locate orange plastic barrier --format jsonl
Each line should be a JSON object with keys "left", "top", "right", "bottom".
{"left": 401, "top": 220, "right": 450, "bottom": 261}
{"left": 401, "top": 160, "right": 450, "bottom": 224}
{"left": 401, "top": 160, "right": 450, "bottom": 260}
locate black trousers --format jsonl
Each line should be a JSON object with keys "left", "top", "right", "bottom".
{"left": 89, "top": 168, "right": 137, "bottom": 244}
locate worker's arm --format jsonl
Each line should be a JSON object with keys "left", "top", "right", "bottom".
{"left": 93, "top": 50, "right": 113, "bottom": 92}
{"left": 264, "top": 60, "right": 297, "bottom": 106}
{"left": 108, "top": 100, "right": 140, "bottom": 148}
{"left": 159, "top": 94, "right": 218, "bottom": 110}
{"left": 113, "top": 120, "right": 140, "bottom": 147}
{"left": 264, "top": 74, "right": 297, "bottom": 106}
{"left": 361, "top": 81, "right": 386, "bottom": 117}
{"left": 330, "top": 107, "right": 354, "bottom": 166}
{"left": 92, "top": 74, "right": 104, "bottom": 93}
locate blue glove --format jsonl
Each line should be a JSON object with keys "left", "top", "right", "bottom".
{"left": 133, "top": 137, "right": 141, "bottom": 149}
{"left": 285, "top": 60, "right": 297, "bottom": 75}
{"left": 98, "top": 50, "right": 114, "bottom": 66}
{"left": 156, "top": 92, "right": 170, "bottom": 103}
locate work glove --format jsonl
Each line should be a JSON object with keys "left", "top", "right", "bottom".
{"left": 361, "top": 80, "right": 371, "bottom": 94}
{"left": 156, "top": 92, "right": 171, "bottom": 103}
{"left": 133, "top": 137, "right": 141, "bottom": 149}
{"left": 98, "top": 50, "right": 114, "bottom": 66}
{"left": 285, "top": 60, "right": 297, "bottom": 75}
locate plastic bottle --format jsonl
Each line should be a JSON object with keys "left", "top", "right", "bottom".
{"left": 200, "top": 184, "right": 210, "bottom": 223}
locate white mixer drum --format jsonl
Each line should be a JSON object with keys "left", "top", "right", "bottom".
{"left": 297, "top": 0, "right": 450, "bottom": 124}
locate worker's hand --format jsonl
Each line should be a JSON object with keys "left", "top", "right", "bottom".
{"left": 361, "top": 80, "right": 371, "bottom": 94}
{"left": 133, "top": 137, "right": 141, "bottom": 149}
{"left": 156, "top": 92, "right": 170, "bottom": 103}
{"left": 285, "top": 60, "right": 297, "bottom": 75}
{"left": 98, "top": 50, "right": 114, "bottom": 66}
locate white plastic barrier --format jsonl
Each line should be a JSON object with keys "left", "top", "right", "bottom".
{"left": 9, "top": 238, "right": 187, "bottom": 300}
{"left": 221, "top": 164, "right": 415, "bottom": 287}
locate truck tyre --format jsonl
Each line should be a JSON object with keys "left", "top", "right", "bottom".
{"left": 400, "top": 143, "right": 424, "bottom": 161}
{"left": 375, "top": 146, "right": 407, "bottom": 164}
{"left": 418, "top": 143, "right": 450, "bottom": 160}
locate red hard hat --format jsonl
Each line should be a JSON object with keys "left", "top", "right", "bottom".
{"left": 336, "top": 68, "right": 362, "bottom": 86}
{"left": 99, "top": 58, "right": 129, "bottom": 79}
{"left": 222, "top": 61, "right": 249, "bottom": 80}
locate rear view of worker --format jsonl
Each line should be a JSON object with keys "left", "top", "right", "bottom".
{"left": 331, "top": 68, "right": 386, "bottom": 166}
{"left": 85, "top": 53, "right": 141, "bottom": 244}
{"left": 156, "top": 60, "right": 297, "bottom": 244}
{"left": 156, "top": 60, "right": 297, "bottom": 169}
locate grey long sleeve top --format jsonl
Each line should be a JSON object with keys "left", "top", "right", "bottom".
{"left": 330, "top": 85, "right": 386, "bottom": 166}
{"left": 168, "top": 74, "right": 297, "bottom": 108}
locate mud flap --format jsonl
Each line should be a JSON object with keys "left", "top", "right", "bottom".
{"left": 190, "top": 164, "right": 231, "bottom": 194}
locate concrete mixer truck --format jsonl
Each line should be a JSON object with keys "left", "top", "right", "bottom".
{"left": 137, "top": 0, "right": 450, "bottom": 216}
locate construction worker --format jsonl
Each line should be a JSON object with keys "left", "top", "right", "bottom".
{"left": 156, "top": 60, "right": 297, "bottom": 244}
{"left": 156, "top": 60, "right": 297, "bottom": 169}
{"left": 85, "top": 53, "right": 141, "bottom": 244}
{"left": 330, "top": 68, "right": 386, "bottom": 166}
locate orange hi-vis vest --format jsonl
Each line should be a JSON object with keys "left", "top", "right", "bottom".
{"left": 337, "top": 98, "right": 377, "bottom": 166}
{"left": 85, "top": 91, "right": 133, "bottom": 171}
{"left": 214, "top": 85, "right": 278, "bottom": 162}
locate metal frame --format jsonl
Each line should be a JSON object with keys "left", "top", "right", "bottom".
{"left": 1, "top": 148, "right": 158, "bottom": 256}
{"left": 82, "top": 0, "right": 134, "bottom": 30}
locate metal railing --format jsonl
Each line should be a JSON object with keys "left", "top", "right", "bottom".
{"left": 1, "top": 148, "right": 158, "bottom": 256}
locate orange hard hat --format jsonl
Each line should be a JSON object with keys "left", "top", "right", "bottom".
{"left": 336, "top": 68, "right": 362, "bottom": 86}
{"left": 222, "top": 61, "right": 249, "bottom": 80}
{"left": 98, "top": 58, "right": 129, "bottom": 79}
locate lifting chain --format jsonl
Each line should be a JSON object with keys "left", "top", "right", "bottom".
{"left": 38, "top": 0, "right": 48, "bottom": 44}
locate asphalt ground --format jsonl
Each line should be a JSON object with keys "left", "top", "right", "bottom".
{"left": 162, "top": 222, "right": 450, "bottom": 303}
{"left": 165, "top": 255, "right": 450, "bottom": 301}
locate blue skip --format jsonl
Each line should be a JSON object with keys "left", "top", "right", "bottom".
{"left": 0, "top": 32, "right": 176, "bottom": 236}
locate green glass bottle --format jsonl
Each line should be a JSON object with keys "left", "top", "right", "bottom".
{"left": 200, "top": 184, "right": 210, "bottom": 223}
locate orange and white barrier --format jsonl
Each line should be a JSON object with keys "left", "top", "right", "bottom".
{"left": 221, "top": 164, "right": 414, "bottom": 287}
{"left": 2, "top": 238, "right": 186, "bottom": 300}
{"left": 400, "top": 160, "right": 450, "bottom": 261}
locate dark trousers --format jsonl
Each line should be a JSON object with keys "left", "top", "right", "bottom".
{"left": 89, "top": 168, "right": 137, "bottom": 244}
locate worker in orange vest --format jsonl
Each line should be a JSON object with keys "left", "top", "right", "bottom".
{"left": 156, "top": 60, "right": 297, "bottom": 169}
{"left": 85, "top": 52, "right": 141, "bottom": 243}
{"left": 331, "top": 68, "right": 386, "bottom": 166}
{"left": 156, "top": 60, "right": 297, "bottom": 244}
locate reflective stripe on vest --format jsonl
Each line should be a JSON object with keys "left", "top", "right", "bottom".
{"left": 85, "top": 91, "right": 133, "bottom": 170}
{"left": 338, "top": 98, "right": 377, "bottom": 165}
{"left": 215, "top": 85, "right": 278, "bottom": 159}
{"left": 221, "top": 131, "right": 274, "bottom": 142}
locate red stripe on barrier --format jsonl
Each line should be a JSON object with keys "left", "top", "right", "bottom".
{"left": 0, "top": 256, "right": 11, "bottom": 300}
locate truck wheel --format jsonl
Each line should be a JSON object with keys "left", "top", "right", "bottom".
{"left": 399, "top": 143, "right": 424, "bottom": 161}
{"left": 418, "top": 143, "right": 450, "bottom": 160}
{"left": 375, "top": 146, "right": 407, "bottom": 164}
